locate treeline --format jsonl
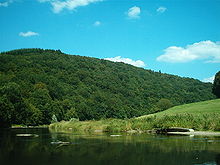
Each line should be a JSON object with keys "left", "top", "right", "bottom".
{"left": 213, "top": 71, "right": 220, "bottom": 98}
{"left": 0, "top": 48, "right": 216, "bottom": 127}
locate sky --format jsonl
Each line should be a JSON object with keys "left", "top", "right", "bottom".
{"left": 0, "top": 0, "right": 220, "bottom": 82}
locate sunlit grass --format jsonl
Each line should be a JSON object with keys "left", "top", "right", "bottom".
{"left": 138, "top": 99, "right": 220, "bottom": 118}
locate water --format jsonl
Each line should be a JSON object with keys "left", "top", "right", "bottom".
{"left": 0, "top": 128, "right": 220, "bottom": 165}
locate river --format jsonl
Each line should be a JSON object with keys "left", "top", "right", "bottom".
{"left": 0, "top": 128, "right": 220, "bottom": 165}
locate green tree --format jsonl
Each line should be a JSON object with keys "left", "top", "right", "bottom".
{"left": 30, "top": 88, "right": 52, "bottom": 124}
{"left": 213, "top": 71, "right": 220, "bottom": 98}
{"left": 64, "top": 107, "right": 78, "bottom": 121}
{"left": 156, "top": 98, "right": 173, "bottom": 112}
{"left": 0, "top": 96, "right": 14, "bottom": 128}
{"left": 0, "top": 82, "right": 28, "bottom": 124}
{"left": 26, "top": 103, "right": 43, "bottom": 126}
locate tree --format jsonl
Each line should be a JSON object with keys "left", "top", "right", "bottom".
{"left": 26, "top": 103, "right": 43, "bottom": 126}
{"left": 0, "top": 96, "right": 14, "bottom": 128}
{"left": 64, "top": 107, "right": 78, "bottom": 121}
{"left": 213, "top": 71, "right": 220, "bottom": 98}
{"left": 156, "top": 98, "right": 173, "bottom": 112}
{"left": 0, "top": 82, "right": 28, "bottom": 124}
{"left": 30, "top": 88, "right": 52, "bottom": 124}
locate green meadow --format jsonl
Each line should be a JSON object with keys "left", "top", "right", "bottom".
{"left": 138, "top": 98, "right": 220, "bottom": 118}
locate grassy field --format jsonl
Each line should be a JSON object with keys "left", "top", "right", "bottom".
{"left": 138, "top": 99, "right": 220, "bottom": 118}
{"left": 49, "top": 99, "right": 220, "bottom": 133}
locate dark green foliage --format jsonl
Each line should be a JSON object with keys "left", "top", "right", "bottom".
{"left": 156, "top": 98, "right": 173, "bottom": 112}
{"left": 26, "top": 103, "right": 43, "bottom": 126}
{"left": 64, "top": 107, "right": 78, "bottom": 121}
{"left": 213, "top": 71, "right": 220, "bottom": 98}
{"left": 0, "top": 82, "right": 29, "bottom": 126}
{"left": 0, "top": 96, "right": 13, "bottom": 128}
{"left": 0, "top": 48, "right": 216, "bottom": 126}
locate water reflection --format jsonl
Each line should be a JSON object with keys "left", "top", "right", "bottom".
{"left": 216, "top": 154, "right": 220, "bottom": 165}
{"left": 0, "top": 128, "right": 220, "bottom": 165}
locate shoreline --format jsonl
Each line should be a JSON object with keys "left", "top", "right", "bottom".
{"left": 48, "top": 119, "right": 220, "bottom": 136}
{"left": 7, "top": 124, "right": 220, "bottom": 137}
{"left": 11, "top": 125, "right": 49, "bottom": 129}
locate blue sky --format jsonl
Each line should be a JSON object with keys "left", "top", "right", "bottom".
{"left": 0, "top": 0, "right": 220, "bottom": 82}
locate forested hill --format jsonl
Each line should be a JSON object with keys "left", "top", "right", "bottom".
{"left": 0, "top": 48, "right": 216, "bottom": 126}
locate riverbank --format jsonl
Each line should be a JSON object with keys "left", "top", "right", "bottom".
{"left": 49, "top": 112, "right": 220, "bottom": 133}
{"left": 11, "top": 125, "right": 48, "bottom": 129}
{"left": 50, "top": 99, "right": 220, "bottom": 133}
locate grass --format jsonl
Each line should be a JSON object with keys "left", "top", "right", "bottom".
{"left": 138, "top": 98, "right": 220, "bottom": 118}
{"left": 49, "top": 99, "right": 220, "bottom": 133}
{"left": 49, "top": 118, "right": 132, "bottom": 133}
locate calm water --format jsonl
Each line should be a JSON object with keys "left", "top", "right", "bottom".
{"left": 0, "top": 128, "right": 220, "bottom": 165}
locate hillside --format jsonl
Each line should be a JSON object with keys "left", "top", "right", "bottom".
{"left": 0, "top": 48, "right": 216, "bottom": 126}
{"left": 138, "top": 99, "right": 220, "bottom": 119}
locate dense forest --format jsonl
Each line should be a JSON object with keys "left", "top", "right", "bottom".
{"left": 0, "top": 49, "right": 216, "bottom": 127}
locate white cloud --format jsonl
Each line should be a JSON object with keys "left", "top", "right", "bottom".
{"left": 93, "top": 21, "right": 101, "bottom": 26}
{"left": 157, "top": 6, "right": 167, "bottom": 13}
{"left": 38, "top": 0, "right": 51, "bottom": 2}
{"left": 0, "top": 0, "right": 13, "bottom": 7}
{"left": 104, "top": 56, "right": 145, "bottom": 67}
{"left": 157, "top": 40, "right": 220, "bottom": 63}
{"left": 127, "top": 6, "right": 141, "bottom": 19}
{"left": 38, "top": 0, "right": 103, "bottom": 13}
{"left": 19, "top": 31, "right": 39, "bottom": 37}
{"left": 202, "top": 76, "right": 215, "bottom": 83}
{"left": 0, "top": 2, "right": 9, "bottom": 7}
